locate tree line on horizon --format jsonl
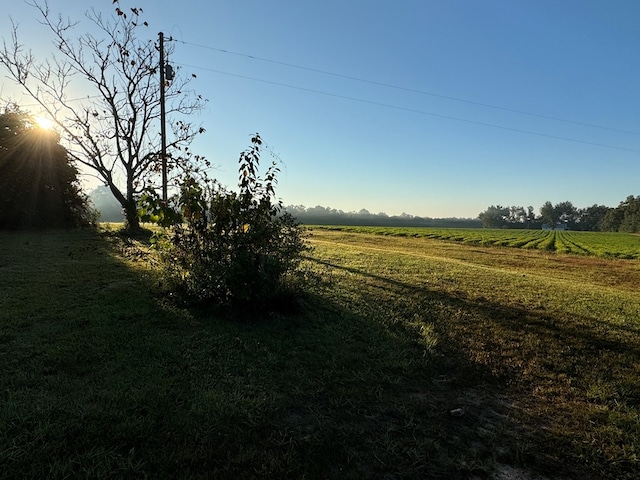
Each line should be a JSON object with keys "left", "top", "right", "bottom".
{"left": 90, "top": 191, "right": 640, "bottom": 232}
{"left": 478, "top": 198, "right": 640, "bottom": 232}
{"left": 284, "top": 205, "right": 482, "bottom": 228}
{"left": 89, "top": 194, "right": 483, "bottom": 228}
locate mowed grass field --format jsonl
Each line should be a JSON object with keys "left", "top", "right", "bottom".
{"left": 1, "top": 226, "right": 639, "bottom": 479}
{"left": 316, "top": 225, "right": 640, "bottom": 259}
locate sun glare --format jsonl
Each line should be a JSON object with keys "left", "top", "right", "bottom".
{"left": 34, "top": 116, "right": 54, "bottom": 130}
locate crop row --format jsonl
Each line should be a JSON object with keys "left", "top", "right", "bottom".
{"left": 313, "top": 226, "right": 640, "bottom": 259}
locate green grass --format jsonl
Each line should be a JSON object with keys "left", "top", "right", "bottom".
{"left": 314, "top": 225, "right": 640, "bottom": 259}
{"left": 1, "top": 226, "right": 639, "bottom": 479}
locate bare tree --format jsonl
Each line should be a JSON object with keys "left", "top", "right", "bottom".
{"left": 0, "top": 0, "right": 207, "bottom": 230}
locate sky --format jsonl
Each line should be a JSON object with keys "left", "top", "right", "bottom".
{"left": 1, "top": 0, "right": 639, "bottom": 218}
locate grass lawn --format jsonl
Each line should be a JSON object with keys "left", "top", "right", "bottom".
{"left": 1, "top": 227, "right": 639, "bottom": 479}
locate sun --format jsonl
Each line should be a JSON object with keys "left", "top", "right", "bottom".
{"left": 34, "top": 115, "right": 54, "bottom": 130}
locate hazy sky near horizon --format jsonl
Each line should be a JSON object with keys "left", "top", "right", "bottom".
{"left": 2, "top": 0, "right": 639, "bottom": 218}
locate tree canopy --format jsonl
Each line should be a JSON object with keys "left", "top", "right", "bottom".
{"left": 478, "top": 197, "right": 640, "bottom": 232}
{"left": 0, "top": 1, "right": 207, "bottom": 231}
{"left": 0, "top": 108, "right": 94, "bottom": 229}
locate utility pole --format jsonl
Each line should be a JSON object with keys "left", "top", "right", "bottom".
{"left": 159, "top": 31, "right": 168, "bottom": 202}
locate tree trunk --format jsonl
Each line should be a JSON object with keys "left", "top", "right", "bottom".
{"left": 106, "top": 181, "right": 141, "bottom": 233}
{"left": 123, "top": 199, "right": 141, "bottom": 232}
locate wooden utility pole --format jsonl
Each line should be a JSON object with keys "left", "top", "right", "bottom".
{"left": 159, "top": 31, "right": 168, "bottom": 202}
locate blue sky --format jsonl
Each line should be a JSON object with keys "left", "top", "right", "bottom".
{"left": 2, "top": 0, "right": 639, "bottom": 218}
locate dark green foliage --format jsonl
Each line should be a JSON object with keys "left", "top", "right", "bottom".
{"left": 0, "top": 108, "right": 95, "bottom": 229}
{"left": 478, "top": 205, "right": 510, "bottom": 228}
{"left": 140, "top": 134, "right": 308, "bottom": 308}
{"left": 286, "top": 205, "right": 483, "bottom": 228}
{"left": 477, "top": 198, "right": 640, "bottom": 232}
{"left": 579, "top": 204, "right": 611, "bottom": 231}
{"left": 601, "top": 195, "right": 640, "bottom": 233}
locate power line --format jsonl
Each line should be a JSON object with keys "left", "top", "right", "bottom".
{"left": 9, "top": 48, "right": 638, "bottom": 153}
{"left": 175, "top": 62, "right": 640, "bottom": 154}
{"left": 11, "top": 94, "right": 103, "bottom": 109}
{"left": 177, "top": 39, "right": 640, "bottom": 137}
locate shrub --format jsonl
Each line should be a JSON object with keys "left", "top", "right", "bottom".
{"left": 140, "top": 134, "right": 308, "bottom": 309}
{"left": 0, "top": 108, "right": 97, "bottom": 229}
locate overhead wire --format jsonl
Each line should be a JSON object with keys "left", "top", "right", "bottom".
{"left": 176, "top": 39, "right": 640, "bottom": 137}
{"left": 174, "top": 61, "right": 640, "bottom": 154}
{"left": 9, "top": 39, "right": 639, "bottom": 153}
{"left": 12, "top": 94, "right": 104, "bottom": 109}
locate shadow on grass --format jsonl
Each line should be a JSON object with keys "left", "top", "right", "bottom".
{"left": 1, "top": 230, "right": 637, "bottom": 479}
{"left": 309, "top": 257, "right": 640, "bottom": 480}
{"left": 0, "top": 229, "right": 506, "bottom": 479}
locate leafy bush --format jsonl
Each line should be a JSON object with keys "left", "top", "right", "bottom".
{"left": 140, "top": 134, "right": 308, "bottom": 308}
{"left": 0, "top": 108, "right": 97, "bottom": 229}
